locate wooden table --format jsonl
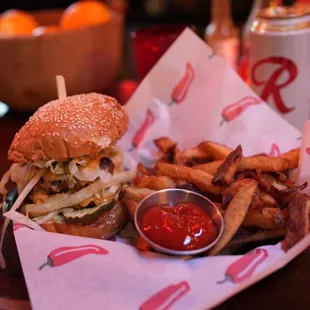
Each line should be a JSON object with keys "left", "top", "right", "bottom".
{"left": 1, "top": 109, "right": 310, "bottom": 310}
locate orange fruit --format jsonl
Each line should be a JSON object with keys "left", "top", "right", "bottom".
{"left": 32, "top": 25, "right": 61, "bottom": 36}
{"left": 61, "top": 1, "right": 111, "bottom": 30}
{"left": 0, "top": 9, "right": 39, "bottom": 37}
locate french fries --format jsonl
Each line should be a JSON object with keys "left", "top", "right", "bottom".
{"left": 136, "top": 163, "right": 152, "bottom": 176}
{"left": 278, "top": 148, "right": 299, "bottom": 169}
{"left": 243, "top": 209, "right": 280, "bottom": 230}
{"left": 222, "top": 178, "right": 254, "bottom": 205}
{"left": 208, "top": 180, "right": 258, "bottom": 256}
{"left": 261, "top": 173, "right": 287, "bottom": 190}
{"left": 120, "top": 137, "right": 307, "bottom": 255}
{"left": 199, "top": 142, "right": 233, "bottom": 160}
{"left": 154, "top": 137, "right": 177, "bottom": 153}
{"left": 282, "top": 194, "right": 309, "bottom": 251}
{"left": 239, "top": 156, "right": 291, "bottom": 172}
{"left": 194, "top": 160, "right": 224, "bottom": 175}
{"left": 136, "top": 236, "right": 152, "bottom": 252}
{"left": 123, "top": 199, "right": 138, "bottom": 219}
{"left": 155, "top": 162, "right": 221, "bottom": 195}
{"left": 121, "top": 187, "right": 155, "bottom": 203}
{"left": 212, "top": 145, "right": 242, "bottom": 186}
{"left": 259, "top": 192, "right": 278, "bottom": 209}
{"left": 188, "top": 169, "right": 222, "bottom": 195}
{"left": 220, "top": 228, "right": 286, "bottom": 255}
{"left": 174, "top": 147, "right": 211, "bottom": 165}
{"left": 135, "top": 175, "right": 176, "bottom": 191}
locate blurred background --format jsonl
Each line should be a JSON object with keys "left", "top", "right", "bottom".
{"left": 0, "top": 0, "right": 301, "bottom": 114}
{"left": 0, "top": 0, "right": 295, "bottom": 26}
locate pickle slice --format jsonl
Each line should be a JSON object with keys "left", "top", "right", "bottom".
{"left": 63, "top": 200, "right": 115, "bottom": 224}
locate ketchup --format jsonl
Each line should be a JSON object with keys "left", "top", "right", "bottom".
{"left": 141, "top": 203, "right": 217, "bottom": 251}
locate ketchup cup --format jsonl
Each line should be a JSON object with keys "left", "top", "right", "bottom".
{"left": 134, "top": 189, "right": 224, "bottom": 256}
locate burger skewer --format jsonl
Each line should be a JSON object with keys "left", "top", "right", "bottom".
{"left": 56, "top": 75, "right": 67, "bottom": 99}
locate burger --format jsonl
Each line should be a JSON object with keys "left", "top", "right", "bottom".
{"left": 0, "top": 93, "right": 135, "bottom": 239}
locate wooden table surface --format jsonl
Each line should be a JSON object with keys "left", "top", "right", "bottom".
{"left": 1, "top": 108, "right": 310, "bottom": 310}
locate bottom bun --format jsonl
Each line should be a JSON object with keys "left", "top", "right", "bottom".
{"left": 41, "top": 203, "right": 128, "bottom": 239}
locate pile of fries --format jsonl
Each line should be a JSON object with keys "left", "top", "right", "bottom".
{"left": 121, "top": 137, "right": 309, "bottom": 255}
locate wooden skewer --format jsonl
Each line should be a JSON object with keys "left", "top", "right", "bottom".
{"left": 56, "top": 75, "right": 67, "bottom": 99}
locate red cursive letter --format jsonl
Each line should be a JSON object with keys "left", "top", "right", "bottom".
{"left": 251, "top": 56, "right": 297, "bottom": 114}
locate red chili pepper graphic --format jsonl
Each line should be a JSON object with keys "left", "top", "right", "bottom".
{"left": 251, "top": 56, "right": 297, "bottom": 114}
{"left": 220, "top": 96, "right": 262, "bottom": 126}
{"left": 140, "top": 281, "right": 190, "bottom": 310}
{"left": 129, "top": 109, "right": 155, "bottom": 152}
{"left": 268, "top": 143, "right": 280, "bottom": 157}
{"left": 306, "top": 147, "right": 310, "bottom": 156}
{"left": 13, "top": 223, "right": 28, "bottom": 231}
{"left": 217, "top": 248, "right": 268, "bottom": 284}
{"left": 39, "top": 245, "right": 108, "bottom": 270}
{"left": 168, "top": 62, "right": 195, "bottom": 106}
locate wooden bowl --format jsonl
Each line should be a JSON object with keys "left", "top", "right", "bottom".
{"left": 0, "top": 9, "right": 124, "bottom": 112}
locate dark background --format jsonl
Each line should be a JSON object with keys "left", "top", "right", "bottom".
{"left": 0, "top": 0, "right": 295, "bottom": 26}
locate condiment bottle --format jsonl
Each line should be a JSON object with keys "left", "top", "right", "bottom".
{"left": 205, "top": 0, "right": 240, "bottom": 70}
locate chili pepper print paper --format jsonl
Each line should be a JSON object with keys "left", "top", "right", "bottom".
{"left": 298, "top": 120, "right": 310, "bottom": 195}
{"left": 8, "top": 28, "right": 310, "bottom": 310}
{"left": 13, "top": 226, "right": 310, "bottom": 310}
{"left": 119, "top": 28, "right": 301, "bottom": 169}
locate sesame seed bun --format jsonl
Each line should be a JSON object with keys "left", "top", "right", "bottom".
{"left": 8, "top": 93, "right": 128, "bottom": 163}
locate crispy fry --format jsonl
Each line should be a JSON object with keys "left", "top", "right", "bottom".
{"left": 154, "top": 137, "right": 177, "bottom": 153}
{"left": 136, "top": 236, "right": 152, "bottom": 252}
{"left": 212, "top": 145, "right": 242, "bottom": 186}
{"left": 250, "top": 188, "right": 261, "bottom": 210}
{"left": 282, "top": 194, "right": 309, "bottom": 251}
{"left": 155, "top": 162, "right": 191, "bottom": 180}
{"left": 188, "top": 169, "right": 222, "bottom": 195}
{"left": 175, "top": 180, "right": 203, "bottom": 194}
{"left": 214, "top": 202, "right": 225, "bottom": 215}
{"left": 248, "top": 189, "right": 279, "bottom": 210}
{"left": 135, "top": 175, "right": 176, "bottom": 190}
{"left": 199, "top": 141, "right": 233, "bottom": 160}
{"left": 122, "top": 186, "right": 155, "bottom": 203}
{"left": 222, "top": 178, "right": 254, "bottom": 205}
{"left": 261, "top": 207, "right": 278, "bottom": 219}
{"left": 220, "top": 228, "right": 286, "bottom": 255}
{"left": 261, "top": 173, "right": 287, "bottom": 190}
{"left": 243, "top": 211, "right": 276, "bottom": 229}
{"left": 240, "top": 169, "right": 281, "bottom": 198}
{"left": 243, "top": 170, "right": 307, "bottom": 205}
{"left": 208, "top": 179, "right": 258, "bottom": 256}
{"left": 279, "top": 148, "right": 300, "bottom": 169}
{"left": 249, "top": 153, "right": 267, "bottom": 157}
{"left": 136, "top": 163, "right": 152, "bottom": 176}
{"left": 243, "top": 209, "right": 281, "bottom": 230}
{"left": 239, "top": 156, "right": 291, "bottom": 172}
{"left": 194, "top": 160, "right": 224, "bottom": 175}
{"left": 123, "top": 199, "right": 138, "bottom": 219}
{"left": 280, "top": 182, "right": 308, "bottom": 196}
{"left": 155, "top": 162, "right": 221, "bottom": 195}
{"left": 270, "top": 172, "right": 288, "bottom": 182}
{"left": 174, "top": 147, "right": 211, "bottom": 166}
{"left": 155, "top": 157, "right": 170, "bottom": 166}
{"left": 270, "top": 182, "right": 307, "bottom": 206}
{"left": 259, "top": 192, "right": 278, "bottom": 208}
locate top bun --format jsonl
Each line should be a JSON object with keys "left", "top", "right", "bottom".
{"left": 8, "top": 93, "right": 128, "bottom": 163}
